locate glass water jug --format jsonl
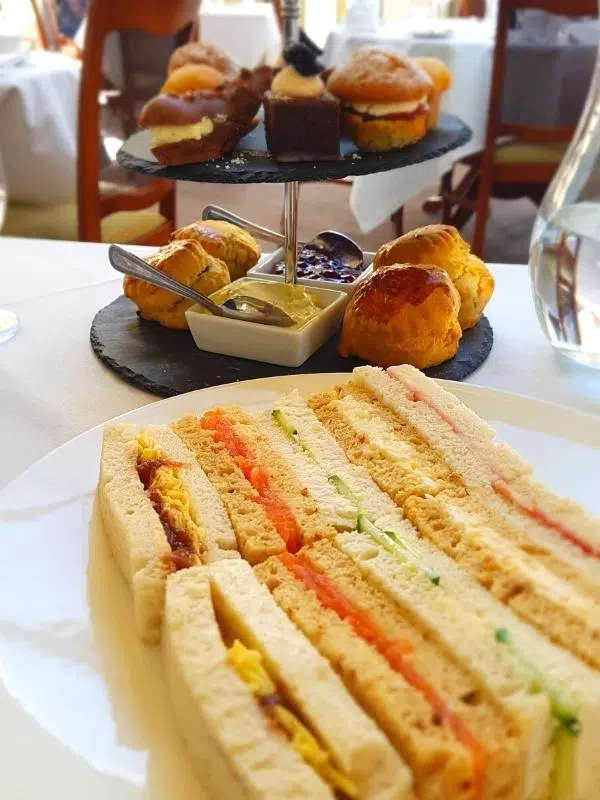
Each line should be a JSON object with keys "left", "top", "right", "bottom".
{"left": 529, "top": 35, "right": 600, "bottom": 368}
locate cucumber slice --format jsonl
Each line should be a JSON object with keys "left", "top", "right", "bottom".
{"left": 328, "top": 475, "right": 360, "bottom": 506}
{"left": 494, "top": 628, "right": 579, "bottom": 800}
{"left": 272, "top": 409, "right": 298, "bottom": 442}
{"left": 358, "top": 515, "right": 441, "bottom": 586}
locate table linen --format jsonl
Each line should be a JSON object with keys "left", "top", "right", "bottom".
{"left": 1, "top": 237, "right": 599, "bottom": 490}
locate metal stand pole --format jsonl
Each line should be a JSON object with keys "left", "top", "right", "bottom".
{"left": 281, "top": 0, "right": 301, "bottom": 46}
{"left": 283, "top": 181, "right": 299, "bottom": 285}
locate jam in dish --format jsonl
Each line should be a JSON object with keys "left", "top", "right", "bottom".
{"left": 271, "top": 245, "right": 366, "bottom": 284}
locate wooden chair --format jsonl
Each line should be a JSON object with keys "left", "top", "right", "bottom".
{"left": 7, "top": 0, "right": 200, "bottom": 245}
{"left": 443, "top": 0, "right": 597, "bottom": 256}
{"left": 77, "top": 0, "right": 201, "bottom": 244}
{"left": 29, "top": 0, "right": 82, "bottom": 57}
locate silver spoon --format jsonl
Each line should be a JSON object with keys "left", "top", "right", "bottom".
{"left": 108, "top": 245, "right": 295, "bottom": 328}
{"left": 201, "top": 205, "right": 364, "bottom": 271}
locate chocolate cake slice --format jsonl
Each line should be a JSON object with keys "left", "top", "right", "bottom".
{"left": 264, "top": 90, "right": 341, "bottom": 163}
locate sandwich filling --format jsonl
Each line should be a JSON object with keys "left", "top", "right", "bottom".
{"left": 343, "top": 99, "right": 428, "bottom": 122}
{"left": 200, "top": 410, "right": 303, "bottom": 553}
{"left": 136, "top": 432, "right": 202, "bottom": 569}
{"left": 227, "top": 639, "right": 358, "bottom": 798}
{"left": 388, "top": 370, "right": 600, "bottom": 559}
{"left": 150, "top": 118, "right": 216, "bottom": 147}
{"left": 277, "top": 551, "right": 488, "bottom": 800}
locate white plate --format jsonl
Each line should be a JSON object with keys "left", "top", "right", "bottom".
{"left": 0, "top": 375, "right": 599, "bottom": 799}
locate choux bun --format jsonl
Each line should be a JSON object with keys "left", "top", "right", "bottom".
{"left": 339, "top": 263, "right": 462, "bottom": 368}
{"left": 168, "top": 42, "right": 239, "bottom": 80}
{"left": 373, "top": 224, "right": 494, "bottom": 330}
{"left": 413, "top": 57, "right": 452, "bottom": 129}
{"left": 123, "top": 239, "right": 230, "bottom": 329}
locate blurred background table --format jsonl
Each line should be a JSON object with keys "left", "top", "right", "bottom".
{"left": 0, "top": 49, "right": 80, "bottom": 203}
{"left": 199, "top": 2, "right": 281, "bottom": 67}
{"left": 324, "top": 17, "right": 598, "bottom": 232}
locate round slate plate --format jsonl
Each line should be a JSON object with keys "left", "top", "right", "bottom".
{"left": 117, "top": 113, "right": 472, "bottom": 184}
{"left": 91, "top": 296, "right": 493, "bottom": 398}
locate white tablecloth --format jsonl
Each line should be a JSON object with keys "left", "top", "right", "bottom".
{"left": 200, "top": 3, "right": 282, "bottom": 68}
{"left": 1, "top": 237, "right": 599, "bottom": 490}
{"left": 0, "top": 51, "right": 80, "bottom": 204}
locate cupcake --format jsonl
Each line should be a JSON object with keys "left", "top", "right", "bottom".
{"left": 264, "top": 43, "right": 341, "bottom": 162}
{"left": 327, "top": 48, "right": 433, "bottom": 151}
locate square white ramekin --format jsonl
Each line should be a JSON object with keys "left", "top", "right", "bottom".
{"left": 247, "top": 248, "right": 374, "bottom": 295}
{"left": 185, "top": 277, "right": 347, "bottom": 368}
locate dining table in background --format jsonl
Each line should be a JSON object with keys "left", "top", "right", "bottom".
{"left": 324, "top": 17, "right": 598, "bottom": 232}
{"left": 0, "top": 50, "right": 80, "bottom": 204}
{"left": 200, "top": 2, "right": 282, "bottom": 68}
{"left": 1, "top": 236, "right": 599, "bottom": 491}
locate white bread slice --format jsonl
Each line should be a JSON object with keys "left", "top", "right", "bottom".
{"left": 98, "top": 424, "right": 238, "bottom": 643}
{"left": 162, "top": 567, "right": 334, "bottom": 800}
{"left": 273, "top": 390, "right": 397, "bottom": 520}
{"left": 209, "top": 558, "right": 414, "bottom": 800}
{"left": 336, "top": 523, "right": 600, "bottom": 800}
{"left": 357, "top": 366, "right": 600, "bottom": 598}
{"left": 255, "top": 408, "right": 358, "bottom": 530}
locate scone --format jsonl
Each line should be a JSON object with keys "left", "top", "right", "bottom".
{"left": 327, "top": 48, "right": 432, "bottom": 151}
{"left": 123, "top": 238, "right": 230, "bottom": 329}
{"left": 373, "top": 224, "right": 494, "bottom": 330}
{"left": 414, "top": 57, "right": 452, "bottom": 129}
{"left": 168, "top": 42, "right": 240, "bottom": 80}
{"left": 172, "top": 220, "right": 260, "bottom": 281}
{"left": 339, "top": 263, "right": 462, "bottom": 368}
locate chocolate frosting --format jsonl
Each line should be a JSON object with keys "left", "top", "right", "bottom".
{"left": 139, "top": 82, "right": 261, "bottom": 129}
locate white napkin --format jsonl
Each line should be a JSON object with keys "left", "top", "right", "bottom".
{"left": 517, "top": 10, "right": 568, "bottom": 44}
{"left": 344, "top": 0, "right": 380, "bottom": 34}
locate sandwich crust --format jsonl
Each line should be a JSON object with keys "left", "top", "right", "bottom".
{"left": 162, "top": 567, "right": 333, "bottom": 799}
{"left": 327, "top": 48, "right": 432, "bottom": 104}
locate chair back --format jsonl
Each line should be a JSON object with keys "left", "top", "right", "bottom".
{"left": 30, "top": 0, "right": 61, "bottom": 51}
{"left": 78, "top": 0, "right": 201, "bottom": 241}
{"left": 486, "top": 0, "right": 597, "bottom": 147}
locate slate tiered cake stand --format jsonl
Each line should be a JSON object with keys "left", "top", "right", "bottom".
{"left": 91, "top": 14, "right": 491, "bottom": 397}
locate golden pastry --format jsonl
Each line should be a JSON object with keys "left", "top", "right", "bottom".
{"left": 339, "top": 263, "right": 462, "bottom": 368}
{"left": 414, "top": 57, "right": 452, "bottom": 130}
{"left": 161, "top": 64, "right": 226, "bottom": 95}
{"left": 172, "top": 220, "right": 261, "bottom": 281}
{"left": 326, "top": 48, "right": 432, "bottom": 151}
{"left": 123, "top": 238, "right": 230, "bottom": 329}
{"left": 168, "top": 42, "right": 240, "bottom": 80}
{"left": 373, "top": 224, "right": 494, "bottom": 330}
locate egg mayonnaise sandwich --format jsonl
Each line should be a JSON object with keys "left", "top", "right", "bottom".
{"left": 98, "top": 423, "right": 238, "bottom": 643}
{"left": 162, "top": 559, "right": 411, "bottom": 800}
{"left": 308, "top": 366, "right": 600, "bottom": 672}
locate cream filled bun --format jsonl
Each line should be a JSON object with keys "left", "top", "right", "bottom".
{"left": 327, "top": 48, "right": 432, "bottom": 151}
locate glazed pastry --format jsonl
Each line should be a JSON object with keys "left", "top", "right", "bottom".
{"left": 414, "top": 57, "right": 452, "bottom": 130}
{"left": 264, "top": 43, "right": 341, "bottom": 162}
{"left": 373, "top": 224, "right": 494, "bottom": 330}
{"left": 161, "top": 64, "right": 226, "bottom": 95}
{"left": 172, "top": 220, "right": 261, "bottom": 281}
{"left": 339, "top": 263, "right": 462, "bottom": 368}
{"left": 327, "top": 48, "right": 433, "bottom": 151}
{"left": 138, "top": 82, "right": 262, "bottom": 165}
{"left": 168, "top": 42, "right": 240, "bottom": 80}
{"left": 123, "top": 238, "right": 230, "bottom": 329}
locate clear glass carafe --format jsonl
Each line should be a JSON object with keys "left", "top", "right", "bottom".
{"left": 529, "top": 33, "right": 600, "bottom": 368}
